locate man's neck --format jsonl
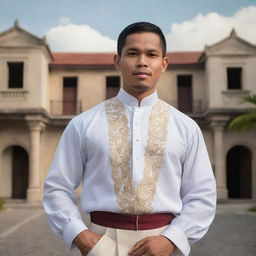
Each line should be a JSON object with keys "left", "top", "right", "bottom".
{"left": 122, "top": 87, "right": 156, "bottom": 107}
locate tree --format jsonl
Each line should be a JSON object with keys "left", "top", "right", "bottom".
{"left": 229, "top": 94, "right": 256, "bottom": 131}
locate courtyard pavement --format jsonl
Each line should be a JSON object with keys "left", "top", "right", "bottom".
{"left": 0, "top": 200, "right": 255, "bottom": 256}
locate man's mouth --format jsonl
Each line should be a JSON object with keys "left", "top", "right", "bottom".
{"left": 133, "top": 71, "right": 151, "bottom": 79}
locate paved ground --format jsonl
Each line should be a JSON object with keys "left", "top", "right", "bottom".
{"left": 0, "top": 201, "right": 255, "bottom": 256}
{"left": 190, "top": 203, "right": 256, "bottom": 256}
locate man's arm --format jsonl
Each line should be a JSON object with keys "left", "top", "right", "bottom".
{"left": 160, "top": 124, "right": 217, "bottom": 256}
{"left": 43, "top": 119, "right": 93, "bottom": 250}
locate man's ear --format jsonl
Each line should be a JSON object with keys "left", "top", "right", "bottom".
{"left": 161, "top": 56, "right": 169, "bottom": 73}
{"left": 114, "top": 54, "right": 120, "bottom": 70}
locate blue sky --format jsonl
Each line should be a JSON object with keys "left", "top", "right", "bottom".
{"left": 0, "top": 0, "right": 255, "bottom": 52}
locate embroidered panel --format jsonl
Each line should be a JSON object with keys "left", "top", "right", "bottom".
{"left": 105, "top": 98, "right": 169, "bottom": 214}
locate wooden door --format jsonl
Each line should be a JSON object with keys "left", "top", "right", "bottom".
{"left": 227, "top": 146, "right": 252, "bottom": 199}
{"left": 177, "top": 75, "right": 193, "bottom": 113}
{"left": 106, "top": 76, "right": 120, "bottom": 99}
{"left": 12, "top": 146, "right": 29, "bottom": 199}
{"left": 106, "top": 86, "right": 119, "bottom": 99}
{"left": 63, "top": 77, "right": 77, "bottom": 115}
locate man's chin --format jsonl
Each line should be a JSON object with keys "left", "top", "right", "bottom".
{"left": 132, "top": 85, "right": 151, "bottom": 92}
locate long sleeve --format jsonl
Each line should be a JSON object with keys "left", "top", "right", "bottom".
{"left": 43, "top": 119, "right": 88, "bottom": 249}
{"left": 161, "top": 125, "right": 217, "bottom": 256}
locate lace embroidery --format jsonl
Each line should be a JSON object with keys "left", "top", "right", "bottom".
{"left": 105, "top": 98, "right": 135, "bottom": 212}
{"left": 135, "top": 100, "right": 169, "bottom": 213}
{"left": 105, "top": 98, "right": 169, "bottom": 214}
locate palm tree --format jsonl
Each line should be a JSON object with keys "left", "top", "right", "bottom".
{"left": 229, "top": 94, "right": 256, "bottom": 131}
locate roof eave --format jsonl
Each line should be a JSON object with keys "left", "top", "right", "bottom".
{"left": 49, "top": 64, "right": 116, "bottom": 70}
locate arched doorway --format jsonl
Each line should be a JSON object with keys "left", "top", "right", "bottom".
{"left": 226, "top": 145, "right": 252, "bottom": 199}
{"left": 1, "top": 146, "right": 29, "bottom": 199}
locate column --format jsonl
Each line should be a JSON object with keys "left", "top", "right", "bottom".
{"left": 210, "top": 120, "right": 228, "bottom": 199}
{"left": 26, "top": 117, "right": 46, "bottom": 203}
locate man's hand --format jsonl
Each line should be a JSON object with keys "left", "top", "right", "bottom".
{"left": 128, "top": 235, "right": 176, "bottom": 256}
{"left": 73, "top": 229, "right": 103, "bottom": 256}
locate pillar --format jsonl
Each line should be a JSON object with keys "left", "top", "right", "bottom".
{"left": 26, "top": 116, "right": 46, "bottom": 203}
{"left": 210, "top": 118, "right": 229, "bottom": 199}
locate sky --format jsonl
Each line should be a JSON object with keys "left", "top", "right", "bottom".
{"left": 0, "top": 0, "right": 256, "bottom": 52}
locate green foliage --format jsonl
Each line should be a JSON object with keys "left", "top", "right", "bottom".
{"left": 229, "top": 113, "right": 256, "bottom": 131}
{"left": 243, "top": 94, "right": 256, "bottom": 105}
{"left": 229, "top": 94, "right": 256, "bottom": 132}
{"left": 249, "top": 207, "right": 256, "bottom": 214}
{"left": 0, "top": 197, "right": 4, "bottom": 211}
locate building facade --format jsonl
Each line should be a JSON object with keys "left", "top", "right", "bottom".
{"left": 0, "top": 22, "right": 255, "bottom": 202}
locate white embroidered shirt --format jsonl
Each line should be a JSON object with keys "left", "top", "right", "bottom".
{"left": 43, "top": 88, "right": 216, "bottom": 256}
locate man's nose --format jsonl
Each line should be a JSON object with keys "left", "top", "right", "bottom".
{"left": 136, "top": 54, "right": 148, "bottom": 67}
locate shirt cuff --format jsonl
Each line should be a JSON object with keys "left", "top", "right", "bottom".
{"left": 63, "top": 218, "right": 88, "bottom": 250}
{"left": 161, "top": 225, "right": 190, "bottom": 256}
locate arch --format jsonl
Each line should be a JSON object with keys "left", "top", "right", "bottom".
{"left": 226, "top": 145, "right": 252, "bottom": 199}
{"left": 1, "top": 145, "right": 29, "bottom": 198}
{"left": 0, "top": 142, "right": 29, "bottom": 155}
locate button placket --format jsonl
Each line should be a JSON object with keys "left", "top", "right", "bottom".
{"left": 132, "top": 107, "right": 143, "bottom": 185}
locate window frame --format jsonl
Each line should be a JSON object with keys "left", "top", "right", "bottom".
{"left": 227, "top": 67, "right": 242, "bottom": 90}
{"left": 1, "top": 57, "right": 28, "bottom": 91}
{"left": 7, "top": 62, "right": 24, "bottom": 89}
{"left": 223, "top": 62, "right": 246, "bottom": 91}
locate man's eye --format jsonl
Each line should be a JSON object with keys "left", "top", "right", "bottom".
{"left": 128, "top": 52, "right": 137, "bottom": 56}
{"left": 149, "top": 53, "right": 158, "bottom": 57}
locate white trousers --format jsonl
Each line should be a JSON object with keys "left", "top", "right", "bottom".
{"left": 84, "top": 214, "right": 178, "bottom": 256}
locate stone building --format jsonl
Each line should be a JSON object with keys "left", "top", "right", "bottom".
{"left": 0, "top": 21, "right": 255, "bottom": 203}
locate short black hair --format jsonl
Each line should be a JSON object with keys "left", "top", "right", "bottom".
{"left": 117, "top": 22, "right": 166, "bottom": 57}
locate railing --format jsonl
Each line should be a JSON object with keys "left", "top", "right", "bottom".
{"left": 0, "top": 90, "right": 28, "bottom": 98}
{"left": 221, "top": 90, "right": 252, "bottom": 107}
{"left": 221, "top": 89, "right": 250, "bottom": 98}
{"left": 50, "top": 99, "right": 203, "bottom": 116}
{"left": 50, "top": 100, "right": 82, "bottom": 115}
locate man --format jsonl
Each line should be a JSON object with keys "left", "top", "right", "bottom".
{"left": 43, "top": 22, "right": 216, "bottom": 256}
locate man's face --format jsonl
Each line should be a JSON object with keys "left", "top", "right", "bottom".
{"left": 114, "top": 32, "right": 168, "bottom": 98}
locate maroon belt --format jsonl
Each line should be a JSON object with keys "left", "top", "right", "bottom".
{"left": 90, "top": 211, "right": 174, "bottom": 230}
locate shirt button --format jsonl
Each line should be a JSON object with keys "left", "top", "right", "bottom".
{"left": 136, "top": 138, "right": 140, "bottom": 142}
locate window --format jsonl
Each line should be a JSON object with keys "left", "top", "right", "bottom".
{"left": 8, "top": 62, "right": 24, "bottom": 88}
{"left": 227, "top": 67, "right": 242, "bottom": 89}
{"left": 177, "top": 75, "right": 193, "bottom": 113}
{"left": 106, "top": 76, "right": 120, "bottom": 99}
{"left": 63, "top": 77, "right": 77, "bottom": 115}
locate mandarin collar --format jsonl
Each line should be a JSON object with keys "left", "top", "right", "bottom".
{"left": 116, "top": 87, "right": 158, "bottom": 107}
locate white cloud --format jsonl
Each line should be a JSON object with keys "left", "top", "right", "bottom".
{"left": 46, "top": 23, "right": 116, "bottom": 52}
{"left": 166, "top": 6, "right": 256, "bottom": 51}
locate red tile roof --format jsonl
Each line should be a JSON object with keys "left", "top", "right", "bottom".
{"left": 167, "top": 52, "right": 203, "bottom": 65}
{"left": 50, "top": 51, "right": 203, "bottom": 67}
{"left": 51, "top": 53, "right": 115, "bottom": 66}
